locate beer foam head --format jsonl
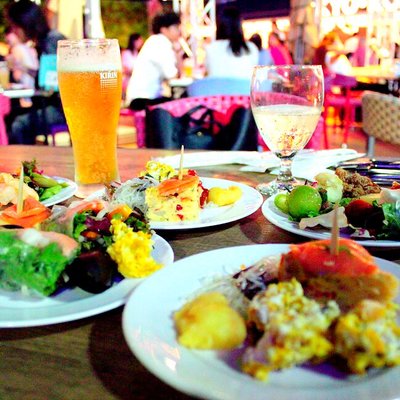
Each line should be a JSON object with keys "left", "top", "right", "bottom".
{"left": 57, "top": 39, "right": 122, "bottom": 71}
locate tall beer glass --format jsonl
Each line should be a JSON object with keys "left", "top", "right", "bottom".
{"left": 57, "top": 39, "right": 122, "bottom": 196}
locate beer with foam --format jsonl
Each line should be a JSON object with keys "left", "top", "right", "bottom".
{"left": 57, "top": 39, "right": 122, "bottom": 194}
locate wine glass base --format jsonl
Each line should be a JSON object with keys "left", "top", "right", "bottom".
{"left": 256, "top": 179, "right": 300, "bottom": 197}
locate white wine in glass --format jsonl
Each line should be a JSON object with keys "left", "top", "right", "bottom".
{"left": 250, "top": 65, "right": 324, "bottom": 196}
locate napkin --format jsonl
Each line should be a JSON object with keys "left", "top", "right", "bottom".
{"left": 153, "top": 151, "right": 262, "bottom": 168}
{"left": 154, "top": 149, "right": 365, "bottom": 181}
{"left": 241, "top": 149, "right": 366, "bottom": 180}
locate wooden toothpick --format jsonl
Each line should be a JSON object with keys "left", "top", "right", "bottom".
{"left": 178, "top": 145, "right": 184, "bottom": 180}
{"left": 330, "top": 203, "right": 339, "bottom": 256}
{"left": 17, "top": 163, "right": 24, "bottom": 215}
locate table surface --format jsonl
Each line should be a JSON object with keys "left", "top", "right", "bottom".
{"left": 2, "top": 87, "right": 35, "bottom": 99}
{"left": 1, "top": 146, "right": 399, "bottom": 400}
{"left": 351, "top": 65, "right": 399, "bottom": 81}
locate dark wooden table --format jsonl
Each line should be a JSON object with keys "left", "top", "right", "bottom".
{"left": 0, "top": 146, "right": 399, "bottom": 400}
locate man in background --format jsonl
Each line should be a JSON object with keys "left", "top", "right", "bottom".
{"left": 126, "top": 12, "right": 182, "bottom": 111}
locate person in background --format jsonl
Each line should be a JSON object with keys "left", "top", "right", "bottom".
{"left": 5, "top": 0, "right": 66, "bottom": 144}
{"left": 121, "top": 33, "right": 143, "bottom": 100}
{"left": 268, "top": 32, "right": 293, "bottom": 65}
{"left": 44, "top": 0, "right": 84, "bottom": 40}
{"left": 5, "top": 26, "right": 38, "bottom": 90}
{"left": 205, "top": 6, "right": 258, "bottom": 79}
{"left": 126, "top": 12, "right": 181, "bottom": 111}
{"left": 249, "top": 33, "right": 274, "bottom": 66}
{"left": 313, "top": 31, "right": 352, "bottom": 76}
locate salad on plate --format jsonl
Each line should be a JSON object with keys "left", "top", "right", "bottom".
{"left": 0, "top": 159, "right": 171, "bottom": 301}
{"left": 269, "top": 167, "right": 400, "bottom": 241}
{"left": 0, "top": 159, "right": 76, "bottom": 207}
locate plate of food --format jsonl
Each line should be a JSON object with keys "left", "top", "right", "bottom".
{"left": 91, "top": 161, "right": 263, "bottom": 230}
{"left": 262, "top": 168, "right": 400, "bottom": 248}
{"left": 40, "top": 176, "right": 77, "bottom": 207}
{"left": 123, "top": 241, "right": 400, "bottom": 400}
{"left": 0, "top": 199, "right": 174, "bottom": 328}
{"left": 0, "top": 160, "right": 77, "bottom": 210}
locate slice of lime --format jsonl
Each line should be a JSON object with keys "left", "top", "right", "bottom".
{"left": 274, "top": 193, "right": 289, "bottom": 214}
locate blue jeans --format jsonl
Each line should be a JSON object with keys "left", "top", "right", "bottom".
{"left": 10, "top": 105, "right": 66, "bottom": 144}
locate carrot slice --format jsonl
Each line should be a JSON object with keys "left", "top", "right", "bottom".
{"left": 0, "top": 209, "right": 51, "bottom": 228}
{"left": 158, "top": 175, "right": 199, "bottom": 196}
{"left": 0, "top": 196, "right": 51, "bottom": 227}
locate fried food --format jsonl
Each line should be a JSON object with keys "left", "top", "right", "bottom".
{"left": 279, "top": 239, "right": 399, "bottom": 311}
{"left": 174, "top": 292, "right": 247, "bottom": 350}
{"left": 335, "top": 167, "right": 381, "bottom": 198}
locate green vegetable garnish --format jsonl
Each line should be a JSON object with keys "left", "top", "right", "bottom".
{"left": 0, "top": 231, "right": 72, "bottom": 296}
{"left": 20, "top": 159, "right": 68, "bottom": 201}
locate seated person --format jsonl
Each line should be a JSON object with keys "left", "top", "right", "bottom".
{"left": 249, "top": 33, "right": 274, "bottom": 66}
{"left": 205, "top": 6, "right": 258, "bottom": 79}
{"left": 5, "top": 26, "right": 39, "bottom": 90}
{"left": 5, "top": 0, "right": 66, "bottom": 145}
{"left": 126, "top": 13, "right": 181, "bottom": 111}
{"left": 313, "top": 31, "right": 351, "bottom": 76}
{"left": 268, "top": 32, "right": 293, "bottom": 65}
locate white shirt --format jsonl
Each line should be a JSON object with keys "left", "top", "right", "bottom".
{"left": 126, "top": 34, "right": 178, "bottom": 104}
{"left": 205, "top": 40, "right": 259, "bottom": 79}
{"left": 325, "top": 51, "right": 352, "bottom": 76}
{"left": 9, "top": 43, "right": 38, "bottom": 88}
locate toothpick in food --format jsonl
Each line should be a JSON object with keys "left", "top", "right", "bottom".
{"left": 16, "top": 163, "right": 25, "bottom": 215}
{"left": 178, "top": 145, "right": 184, "bottom": 180}
{"left": 330, "top": 203, "right": 339, "bottom": 256}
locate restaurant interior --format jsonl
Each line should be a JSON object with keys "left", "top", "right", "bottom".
{"left": 1, "top": 1, "right": 400, "bottom": 400}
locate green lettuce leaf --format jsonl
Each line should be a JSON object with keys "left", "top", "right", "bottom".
{"left": 0, "top": 231, "right": 71, "bottom": 296}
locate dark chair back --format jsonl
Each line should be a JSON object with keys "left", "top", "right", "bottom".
{"left": 145, "top": 95, "right": 258, "bottom": 150}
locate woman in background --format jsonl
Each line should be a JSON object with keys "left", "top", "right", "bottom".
{"left": 268, "top": 32, "right": 293, "bottom": 65}
{"left": 121, "top": 33, "right": 143, "bottom": 99}
{"left": 5, "top": 26, "right": 38, "bottom": 90}
{"left": 313, "top": 32, "right": 352, "bottom": 76}
{"left": 205, "top": 6, "right": 258, "bottom": 79}
{"left": 5, "top": 0, "right": 66, "bottom": 144}
{"left": 249, "top": 33, "right": 273, "bottom": 66}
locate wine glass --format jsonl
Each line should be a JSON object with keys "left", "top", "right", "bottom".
{"left": 250, "top": 65, "right": 324, "bottom": 196}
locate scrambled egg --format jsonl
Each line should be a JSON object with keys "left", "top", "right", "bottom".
{"left": 207, "top": 186, "right": 242, "bottom": 206}
{"left": 146, "top": 182, "right": 201, "bottom": 222}
{"left": 174, "top": 292, "right": 247, "bottom": 350}
{"left": 334, "top": 299, "right": 400, "bottom": 374}
{"left": 140, "top": 161, "right": 176, "bottom": 182}
{"left": 107, "top": 219, "right": 162, "bottom": 278}
{"left": 242, "top": 279, "right": 340, "bottom": 381}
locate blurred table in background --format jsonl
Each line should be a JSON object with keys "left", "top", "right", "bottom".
{"left": 352, "top": 66, "right": 400, "bottom": 96}
{"left": 168, "top": 77, "right": 194, "bottom": 99}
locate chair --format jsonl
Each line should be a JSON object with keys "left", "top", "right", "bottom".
{"left": 323, "top": 73, "right": 363, "bottom": 146}
{"left": 145, "top": 95, "right": 258, "bottom": 150}
{"left": 119, "top": 107, "right": 146, "bottom": 148}
{"left": 34, "top": 54, "right": 69, "bottom": 146}
{"left": 38, "top": 54, "right": 59, "bottom": 91}
{"left": 0, "top": 94, "right": 11, "bottom": 145}
{"left": 362, "top": 92, "right": 400, "bottom": 157}
{"left": 187, "top": 77, "right": 251, "bottom": 96}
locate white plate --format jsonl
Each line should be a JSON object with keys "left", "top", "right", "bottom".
{"left": 87, "top": 177, "right": 262, "bottom": 230}
{"left": 262, "top": 196, "right": 400, "bottom": 248}
{"left": 122, "top": 244, "right": 400, "bottom": 400}
{"left": 151, "top": 178, "right": 263, "bottom": 230}
{"left": 41, "top": 176, "right": 77, "bottom": 207}
{"left": 0, "top": 234, "right": 173, "bottom": 328}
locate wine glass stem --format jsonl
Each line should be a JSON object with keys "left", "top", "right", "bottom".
{"left": 277, "top": 156, "right": 295, "bottom": 184}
